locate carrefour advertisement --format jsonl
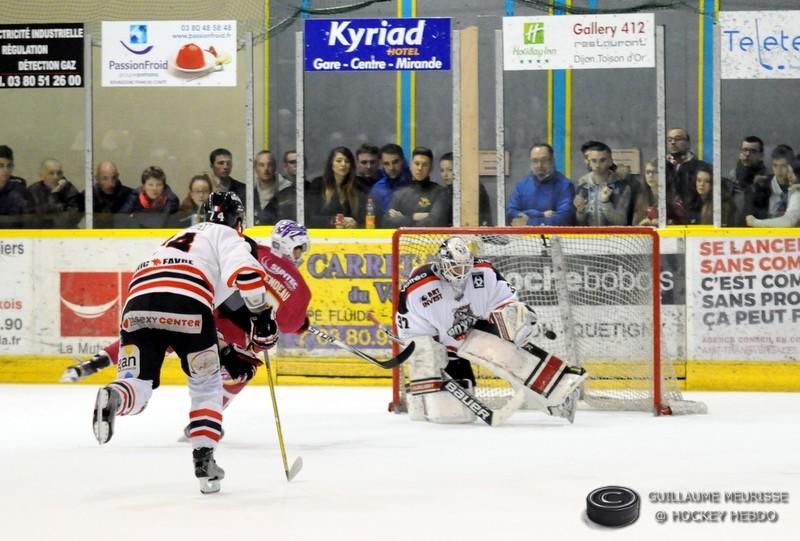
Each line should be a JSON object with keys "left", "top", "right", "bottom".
{"left": 687, "top": 236, "right": 800, "bottom": 360}
{"left": 720, "top": 11, "right": 800, "bottom": 79}
{"left": 503, "top": 14, "right": 654, "bottom": 71}
{"left": 283, "top": 238, "right": 395, "bottom": 352}
{"left": 304, "top": 18, "right": 451, "bottom": 71}
{"left": 101, "top": 20, "right": 236, "bottom": 86}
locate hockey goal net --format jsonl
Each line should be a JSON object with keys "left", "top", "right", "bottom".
{"left": 390, "top": 227, "right": 706, "bottom": 416}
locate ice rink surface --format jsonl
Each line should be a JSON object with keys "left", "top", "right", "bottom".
{"left": 1, "top": 384, "right": 798, "bottom": 541}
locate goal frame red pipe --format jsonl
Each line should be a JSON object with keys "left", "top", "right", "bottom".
{"left": 389, "top": 226, "right": 665, "bottom": 415}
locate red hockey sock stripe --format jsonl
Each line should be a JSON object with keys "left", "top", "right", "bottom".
{"left": 109, "top": 381, "right": 135, "bottom": 415}
{"left": 190, "top": 429, "right": 221, "bottom": 442}
{"left": 190, "top": 408, "right": 223, "bottom": 421}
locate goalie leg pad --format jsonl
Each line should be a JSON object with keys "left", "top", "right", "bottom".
{"left": 407, "top": 336, "right": 475, "bottom": 424}
{"left": 457, "top": 329, "right": 587, "bottom": 408}
{"left": 422, "top": 380, "right": 477, "bottom": 424}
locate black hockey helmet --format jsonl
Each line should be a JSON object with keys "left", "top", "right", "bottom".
{"left": 204, "top": 191, "right": 245, "bottom": 231}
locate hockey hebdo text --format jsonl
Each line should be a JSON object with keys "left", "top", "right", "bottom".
{"left": 650, "top": 490, "right": 790, "bottom": 524}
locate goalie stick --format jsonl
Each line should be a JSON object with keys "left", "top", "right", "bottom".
{"left": 305, "top": 324, "right": 415, "bottom": 369}
{"left": 263, "top": 352, "right": 303, "bottom": 482}
{"left": 365, "top": 313, "right": 524, "bottom": 426}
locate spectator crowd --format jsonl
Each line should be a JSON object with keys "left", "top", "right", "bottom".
{"left": 2, "top": 130, "right": 798, "bottom": 230}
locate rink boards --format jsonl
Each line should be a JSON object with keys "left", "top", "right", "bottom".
{"left": 0, "top": 226, "right": 798, "bottom": 391}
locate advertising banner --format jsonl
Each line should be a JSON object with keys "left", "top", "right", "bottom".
{"left": 283, "top": 238, "right": 395, "bottom": 353}
{"left": 0, "top": 23, "right": 84, "bottom": 89}
{"left": 101, "top": 21, "right": 237, "bottom": 87}
{"left": 502, "top": 14, "right": 655, "bottom": 71}
{"left": 0, "top": 240, "right": 32, "bottom": 353}
{"left": 687, "top": 236, "right": 800, "bottom": 360}
{"left": 304, "top": 18, "right": 451, "bottom": 71}
{"left": 720, "top": 11, "right": 800, "bottom": 79}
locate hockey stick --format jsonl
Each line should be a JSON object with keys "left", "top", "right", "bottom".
{"left": 365, "top": 313, "right": 523, "bottom": 427}
{"left": 263, "top": 352, "right": 303, "bottom": 482}
{"left": 304, "top": 325, "right": 415, "bottom": 369}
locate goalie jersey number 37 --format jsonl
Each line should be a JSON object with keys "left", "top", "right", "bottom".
{"left": 396, "top": 260, "right": 517, "bottom": 350}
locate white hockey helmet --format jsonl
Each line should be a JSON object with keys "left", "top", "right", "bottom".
{"left": 271, "top": 219, "right": 310, "bottom": 265}
{"left": 434, "top": 236, "right": 474, "bottom": 294}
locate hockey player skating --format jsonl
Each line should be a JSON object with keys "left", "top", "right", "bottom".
{"left": 90, "top": 192, "right": 280, "bottom": 494}
{"left": 66, "top": 219, "right": 312, "bottom": 437}
{"left": 396, "top": 236, "right": 587, "bottom": 424}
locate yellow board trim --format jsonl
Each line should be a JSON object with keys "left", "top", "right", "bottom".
{"left": 3, "top": 356, "right": 798, "bottom": 391}
{"left": 0, "top": 356, "right": 393, "bottom": 386}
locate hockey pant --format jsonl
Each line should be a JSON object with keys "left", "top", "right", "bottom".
{"left": 110, "top": 293, "right": 224, "bottom": 450}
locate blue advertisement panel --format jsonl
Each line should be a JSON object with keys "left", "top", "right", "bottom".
{"left": 304, "top": 18, "right": 451, "bottom": 72}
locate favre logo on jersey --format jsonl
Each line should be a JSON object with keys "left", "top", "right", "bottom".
{"left": 60, "top": 272, "right": 133, "bottom": 336}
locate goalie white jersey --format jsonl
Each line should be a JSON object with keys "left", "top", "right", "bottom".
{"left": 127, "top": 222, "right": 267, "bottom": 310}
{"left": 396, "top": 259, "right": 517, "bottom": 350}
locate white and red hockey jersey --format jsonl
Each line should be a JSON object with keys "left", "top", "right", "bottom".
{"left": 214, "top": 244, "right": 312, "bottom": 348}
{"left": 105, "top": 242, "right": 312, "bottom": 363}
{"left": 396, "top": 259, "right": 517, "bottom": 350}
{"left": 127, "top": 222, "right": 267, "bottom": 310}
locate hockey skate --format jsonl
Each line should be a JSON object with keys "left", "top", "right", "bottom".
{"left": 61, "top": 351, "right": 112, "bottom": 382}
{"left": 548, "top": 387, "right": 580, "bottom": 424}
{"left": 92, "top": 386, "right": 121, "bottom": 444}
{"left": 193, "top": 447, "right": 225, "bottom": 494}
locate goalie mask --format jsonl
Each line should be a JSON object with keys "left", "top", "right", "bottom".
{"left": 433, "top": 237, "right": 474, "bottom": 296}
{"left": 204, "top": 191, "right": 245, "bottom": 232}
{"left": 272, "top": 219, "right": 310, "bottom": 265}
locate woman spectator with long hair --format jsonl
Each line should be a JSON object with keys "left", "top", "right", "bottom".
{"left": 305, "top": 146, "right": 366, "bottom": 228}
{"left": 632, "top": 160, "right": 659, "bottom": 226}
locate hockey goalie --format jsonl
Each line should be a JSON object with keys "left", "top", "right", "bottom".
{"left": 395, "top": 236, "right": 588, "bottom": 425}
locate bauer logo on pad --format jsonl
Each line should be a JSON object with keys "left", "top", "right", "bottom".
{"left": 60, "top": 272, "right": 133, "bottom": 336}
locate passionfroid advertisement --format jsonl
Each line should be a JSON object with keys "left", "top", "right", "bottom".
{"left": 101, "top": 20, "right": 236, "bottom": 87}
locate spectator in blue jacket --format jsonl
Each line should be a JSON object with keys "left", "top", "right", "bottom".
{"left": 507, "top": 143, "right": 575, "bottom": 226}
{"left": 369, "top": 143, "right": 411, "bottom": 227}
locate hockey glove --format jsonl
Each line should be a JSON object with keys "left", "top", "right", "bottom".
{"left": 60, "top": 351, "right": 112, "bottom": 382}
{"left": 249, "top": 307, "right": 279, "bottom": 351}
{"left": 491, "top": 302, "right": 538, "bottom": 347}
{"left": 220, "top": 344, "right": 263, "bottom": 383}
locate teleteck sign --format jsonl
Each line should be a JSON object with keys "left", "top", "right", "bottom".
{"left": 720, "top": 11, "right": 800, "bottom": 79}
{"left": 304, "top": 18, "right": 451, "bottom": 71}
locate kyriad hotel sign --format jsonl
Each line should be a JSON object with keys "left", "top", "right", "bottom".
{"left": 503, "top": 14, "right": 654, "bottom": 71}
{"left": 304, "top": 18, "right": 451, "bottom": 71}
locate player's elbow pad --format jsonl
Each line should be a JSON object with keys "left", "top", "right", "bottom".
{"left": 241, "top": 289, "right": 269, "bottom": 313}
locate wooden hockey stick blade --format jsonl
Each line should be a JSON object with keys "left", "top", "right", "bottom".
{"left": 286, "top": 456, "right": 303, "bottom": 481}
{"left": 305, "top": 325, "right": 414, "bottom": 369}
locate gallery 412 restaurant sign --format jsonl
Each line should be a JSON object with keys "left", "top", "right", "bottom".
{"left": 0, "top": 23, "right": 84, "bottom": 88}
{"left": 304, "top": 18, "right": 451, "bottom": 72}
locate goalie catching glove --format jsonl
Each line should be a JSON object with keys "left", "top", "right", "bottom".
{"left": 249, "top": 307, "right": 279, "bottom": 350}
{"left": 491, "top": 302, "right": 538, "bottom": 347}
{"left": 219, "top": 344, "right": 263, "bottom": 383}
